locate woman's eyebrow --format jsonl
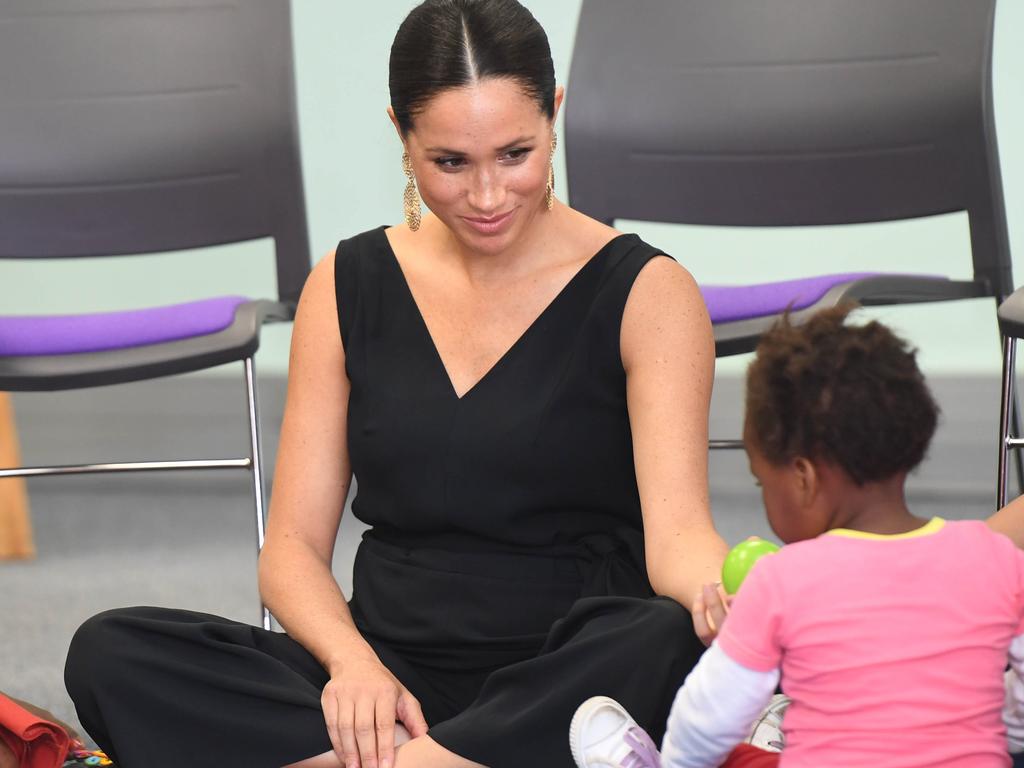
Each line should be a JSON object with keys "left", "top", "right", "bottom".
{"left": 496, "top": 135, "right": 535, "bottom": 151}
{"left": 424, "top": 145, "right": 465, "bottom": 154}
{"left": 424, "top": 135, "right": 535, "bottom": 154}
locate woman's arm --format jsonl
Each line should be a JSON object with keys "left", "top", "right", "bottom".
{"left": 989, "top": 494, "right": 1024, "bottom": 549}
{"left": 258, "top": 251, "right": 426, "bottom": 768}
{"left": 621, "top": 257, "right": 729, "bottom": 611}
{"left": 258, "top": 249, "right": 364, "bottom": 672}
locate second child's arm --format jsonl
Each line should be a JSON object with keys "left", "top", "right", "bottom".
{"left": 988, "top": 495, "right": 1024, "bottom": 549}
{"left": 1005, "top": 634, "right": 1024, "bottom": 754}
{"left": 662, "top": 554, "right": 786, "bottom": 766}
{"left": 660, "top": 645, "right": 778, "bottom": 768}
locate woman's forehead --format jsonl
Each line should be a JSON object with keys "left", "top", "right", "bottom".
{"left": 408, "top": 79, "right": 547, "bottom": 149}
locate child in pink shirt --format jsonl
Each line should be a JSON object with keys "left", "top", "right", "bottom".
{"left": 570, "top": 306, "right": 1024, "bottom": 768}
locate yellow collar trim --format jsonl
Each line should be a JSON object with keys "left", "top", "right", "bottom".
{"left": 825, "top": 517, "right": 945, "bottom": 541}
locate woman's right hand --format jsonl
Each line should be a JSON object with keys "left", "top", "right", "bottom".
{"left": 692, "top": 582, "right": 732, "bottom": 646}
{"left": 321, "top": 655, "right": 428, "bottom": 768}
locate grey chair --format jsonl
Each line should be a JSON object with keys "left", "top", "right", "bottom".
{"left": 0, "top": 0, "right": 310, "bottom": 628}
{"left": 566, "top": 0, "right": 1014, "bottom": 458}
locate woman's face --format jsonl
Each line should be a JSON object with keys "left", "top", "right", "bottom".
{"left": 397, "top": 78, "right": 562, "bottom": 253}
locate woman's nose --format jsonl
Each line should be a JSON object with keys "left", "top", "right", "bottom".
{"left": 466, "top": 168, "right": 506, "bottom": 212}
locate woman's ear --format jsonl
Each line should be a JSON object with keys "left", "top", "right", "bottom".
{"left": 552, "top": 85, "right": 565, "bottom": 122}
{"left": 386, "top": 106, "right": 405, "bottom": 145}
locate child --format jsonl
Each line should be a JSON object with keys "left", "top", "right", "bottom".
{"left": 570, "top": 306, "right": 1024, "bottom": 767}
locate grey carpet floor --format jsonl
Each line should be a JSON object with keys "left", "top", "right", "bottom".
{"left": 0, "top": 374, "right": 1006, "bottom": 744}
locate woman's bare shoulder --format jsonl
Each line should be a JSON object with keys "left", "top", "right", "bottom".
{"left": 621, "top": 256, "right": 712, "bottom": 370}
{"left": 632, "top": 254, "right": 702, "bottom": 306}
{"left": 288, "top": 249, "right": 344, "bottom": 363}
{"left": 301, "top": 248, "right": 338, "bottom": 310}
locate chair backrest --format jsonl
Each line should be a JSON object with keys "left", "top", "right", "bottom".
{"left": 0, "top": 0, "right": 310, "bottom": 305}
{"left": 565, "top": 0, "right": 1013, "bottom": 298}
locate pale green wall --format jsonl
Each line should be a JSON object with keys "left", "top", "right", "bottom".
{"left": 2, "top": 0, "right": 1021, "bottom": 377}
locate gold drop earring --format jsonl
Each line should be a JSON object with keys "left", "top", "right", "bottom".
{"left": 402, "top": 150, "right": 422, "bottom": 232}
{"left": 545, "top": 131, "right": 557, "bottom": 211}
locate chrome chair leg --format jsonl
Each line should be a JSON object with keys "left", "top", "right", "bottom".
{"left": 999, "top": 336, "right": 1016, "bottom": 509}
{"left": 244, "top": 357, "right": 272, "bottom": 631}
{"left": 709, "top": 440, "right": 744, "bottom": 450}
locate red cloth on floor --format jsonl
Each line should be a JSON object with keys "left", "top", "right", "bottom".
{"left": 0, "top": 693, "right": 71, "bottom": 768}
{"left": 719, "top": 744, "right": 781, "bottom": 767}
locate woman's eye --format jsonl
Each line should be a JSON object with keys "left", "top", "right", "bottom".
{"left": 434, "top": 156, "right": 465, "bottom": 169}
{"left": 503, "top": 148, "right": 531, "bottom": 162}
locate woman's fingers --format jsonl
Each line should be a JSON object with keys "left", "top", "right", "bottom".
{"left": 693, "top": 583, "right": 731, "bottom": 646}
{"left": 320, "top": 663, "right": 415, "bottom": 767}
{"left": 375, "top": 690, "right": 399, "bottom": 768}
{"left": 354, "top": 696, "right": 380, "bottom": 768}
{"left": 704, "top": 582, "right": 729, "bottom": 631}
{"left": 321, "top": 688, "right": 345, "bottom": 764}
{"left": 334, "top": 696, "right": 361, "bottom": 768}
{"left": 397, "top": 689, "right": 428, "bottom": 738}
{"left": 692, "top": 591, "right": 713, "bottom": 645}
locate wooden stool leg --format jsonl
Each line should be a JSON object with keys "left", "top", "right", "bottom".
{"left": 0, "top": 392, "right": 34, "bottom": 560}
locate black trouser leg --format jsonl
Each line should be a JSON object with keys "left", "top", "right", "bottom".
{"left": 428, "top": 596, "right": 702, "bottom": 768}
{"left": 65, "top": 607, "right": 333, "bottom": 768}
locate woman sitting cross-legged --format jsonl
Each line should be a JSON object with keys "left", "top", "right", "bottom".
{"left": 63, "top": 2, "right": 731, "bottom": 767}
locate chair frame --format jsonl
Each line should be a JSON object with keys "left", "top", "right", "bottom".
{"left": 0, "top": 0, "right": 310, "bottom": 629}
{"left": 0, "top": 360, "right": 269, "bottom": 604}
{"left": 565, "top": 0, "right": 1017, "bottom": 472}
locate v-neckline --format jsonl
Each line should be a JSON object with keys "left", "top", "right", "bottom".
{"left": 381, "top": 228, "right": 631, "bottom": 402}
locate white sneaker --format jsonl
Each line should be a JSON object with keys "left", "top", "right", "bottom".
{"left": 569, "top": 696, "right": 662, "bottom": 768}
{"left": 745, "top": 694, "right": 790, "bottom": 752}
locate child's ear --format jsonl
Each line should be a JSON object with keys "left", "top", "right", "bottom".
{"left": 792, "top": 456, "right": 818, "bottom": 504}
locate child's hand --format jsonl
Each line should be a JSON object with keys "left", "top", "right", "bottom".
{"left": 692, "top": 582, "right": 732, "bottom": 646}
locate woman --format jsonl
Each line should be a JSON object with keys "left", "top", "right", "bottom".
{"left": 64, "top": 1, "right": 728, "bottom": 766}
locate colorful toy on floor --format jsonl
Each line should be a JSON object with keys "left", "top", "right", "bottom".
{"left": 64, "top": 746, "right": 113, "bottom": 766}
{"left": 722, "top": 537, "right": 780, "bottom": 594}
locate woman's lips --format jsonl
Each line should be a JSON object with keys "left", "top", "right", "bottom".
{"left": 462, "top": 208, "right": 516, "bottom": 235}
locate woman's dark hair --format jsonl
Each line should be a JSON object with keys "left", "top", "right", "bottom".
{"left": 745, "top": 305, "right": 939, "bottom": 485}
{"left": 389, "top": 0, "right": 555, "bottom": 134}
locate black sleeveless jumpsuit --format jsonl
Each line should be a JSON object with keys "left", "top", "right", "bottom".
{"left": 64, "top": 227, "right": 707, "bottom": 768}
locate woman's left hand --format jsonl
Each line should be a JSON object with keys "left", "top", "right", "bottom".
{"left": 692, "top": 582, "right": 731, "bottom": 646}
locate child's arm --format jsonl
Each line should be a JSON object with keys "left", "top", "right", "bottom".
{"left": 1005, "top": 634, "right": 1024, "bottom": 753}
{"left": 988, "top": 495, "right": 1024, "bottom": 550}
{"left": 660, "top": 644, "right": 779, "bottom": 768}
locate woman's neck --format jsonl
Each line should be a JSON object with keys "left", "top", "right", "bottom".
{"left": 426, "top": 202, "right": 566, "bottom": 286}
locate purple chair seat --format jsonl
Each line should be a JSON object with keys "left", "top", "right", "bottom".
{"left": 702, "top": 272, "right": 884, "bottom": 324}
{"left": 0, "top": 296, "right": 248, "bottom": 357}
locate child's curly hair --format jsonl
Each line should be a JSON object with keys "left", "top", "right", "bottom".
{"left": 745, "top": 305, "right": 939, "bottom": 485}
